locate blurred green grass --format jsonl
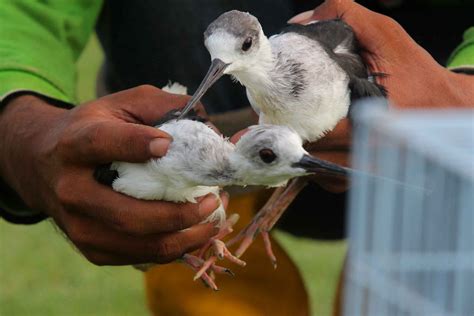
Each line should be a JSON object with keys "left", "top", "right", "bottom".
{"left": 0, "top": 35, "right": 347, "bottom": 316}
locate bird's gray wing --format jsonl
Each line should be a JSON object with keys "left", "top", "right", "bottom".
{"left": 94, "top": 163, "right": 119, "bottom": 186}
{"left": 281, "top": 20, "right": 386, "bottom": 101}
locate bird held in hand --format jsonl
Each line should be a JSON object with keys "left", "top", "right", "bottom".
{"left": 179, "top": 10, "right": 386, "bottom": 267}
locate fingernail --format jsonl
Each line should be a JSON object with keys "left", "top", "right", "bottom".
{"left": 221, "top": 191, "right": 230, "bottom": 200}
{"left": 199, "top": 194, "right": 220, "bottom": 218}
{"left": 287, "top": 10, "right": 314, "bottom": 24}
{"left": 149, "top": 138, "right": 171, "bottom": 157}
{"left": 220, "top": 191, "right": 230, "bottom": 208}
{"left": 211, "top": 221, "right": 221, "bottom": 233}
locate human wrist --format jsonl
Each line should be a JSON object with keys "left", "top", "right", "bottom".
{"left": 444, "top": 70, "right": 474, "bottom": 107}
{"left": 0, "top": 94, "right": 65, "bottom": 194}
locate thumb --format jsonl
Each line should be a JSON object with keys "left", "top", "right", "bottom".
{"left": 230, "top": 128, "right": 249, "bottom": 144}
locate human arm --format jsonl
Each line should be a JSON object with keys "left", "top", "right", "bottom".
{"left": 0, "top": 0, "right": 105, "bottom": 221}
{"left": 0, "top": 86, "right": 224, "bottom": 265}
{"left": 289, "top": 0, "right": 474, "bottom": 109}
{"left": 288, "top": 0, "right": 474, "bottom": 192}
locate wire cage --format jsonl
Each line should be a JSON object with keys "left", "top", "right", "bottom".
{"left": 344, "top": 100, "right": 474, "bottom": 316}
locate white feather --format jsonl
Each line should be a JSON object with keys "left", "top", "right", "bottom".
{"left": 248, "top": 33, "right": 349, "bottom": 142}
{"left": 205, "top": 17, "right": 351, "bottom": 143}
{"left": 112, "top": 82, "right": 228, "bottom": 226}
{"left": 162, "top": 81, "right": 188, "bottom": 95}
{"left": 111, "top": 82, "right": 317, "bottom": 227}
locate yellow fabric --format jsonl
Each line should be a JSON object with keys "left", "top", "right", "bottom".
{"left": 144, "top": 190, "right": 310, "bottom": 316}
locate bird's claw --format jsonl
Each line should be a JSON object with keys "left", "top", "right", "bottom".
{"left": 182, "top": 213, "right": 243, "bottom": 290}
{"left": 182, "top": 254, "right": 220, "bottom": 290}
{"left": 193, "top": 228, "right": 246, "bottom": 282}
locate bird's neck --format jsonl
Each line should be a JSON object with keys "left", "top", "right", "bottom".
{"left": 191, "top": 156, "right": 237, "bottom": 187}
{"left": 231, "top": 37, "right": 275, "bottom": 91}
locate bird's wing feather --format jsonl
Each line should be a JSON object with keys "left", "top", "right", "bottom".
{"left": 281, "top": 20, "right": 367, "bottom": 78}
{"left": 281, "top": 19, "right": 356, "bottom": 54}
{"left": 280, "top": 20, "right": 386, "bottom": 102}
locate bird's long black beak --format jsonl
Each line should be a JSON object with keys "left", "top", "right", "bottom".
{"left": 177, "top": 58, "right": 229, "bottom": 120}
{"left": 293, "top": 154, "right": 348, "bottom": 177}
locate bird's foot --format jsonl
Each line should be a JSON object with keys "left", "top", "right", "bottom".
{"left": 194, "top": 239, "right": 246, "bottom": 281}
{"left": 182, "top": 253, "right": 233, "bottom": 291}
{"left": 182, "top": 214, "right": 245, "bottom": 290}
{"left": 197, "top": 213, "right": 240, "bottom": 258}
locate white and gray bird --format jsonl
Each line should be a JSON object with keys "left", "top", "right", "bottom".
{"left": 180, "top": 10, "right": 385, "bottom": 142}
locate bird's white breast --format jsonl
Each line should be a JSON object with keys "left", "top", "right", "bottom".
{"left": 248, "top": 32, "right": 351, "bottom": 142}
{"left": 111, "top": 120, "right": 233, "bottom": 226}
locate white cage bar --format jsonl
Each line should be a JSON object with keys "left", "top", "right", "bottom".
{"left": 344, "top": 101, "right": 474, "bottom": 316}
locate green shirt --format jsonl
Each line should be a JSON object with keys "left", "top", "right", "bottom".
{"left": 0, "top": 1, "right": 103, "bottom": 105}
{"left": 448, "top": 26, "right": 474, "bottom": 73}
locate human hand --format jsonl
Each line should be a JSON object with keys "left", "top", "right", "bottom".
{"left": 287, "top": 0, "right": 474, "bottom": 192}
{"left": 289, "top": 0, "right": 474, "bottom": 109}
{"left": 0, "top": 85, "right": 225, "bottom": 265}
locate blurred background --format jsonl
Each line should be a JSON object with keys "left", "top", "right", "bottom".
{"left": 0, "top": 35, "right": 346, "bottom": 316}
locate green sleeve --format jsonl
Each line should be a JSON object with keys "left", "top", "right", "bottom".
{"left": 0, "top": 0, "right": 103, "bottom": 104}
{"left": 0, "top": 0, "right": 103, "bottom": 224}
{"left": 447, "top": 27, "right": 474, "bottom": 70}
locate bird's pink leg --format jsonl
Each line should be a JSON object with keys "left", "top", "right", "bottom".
{"left": 227, "top": 177, "right": 309, "bottom": 268}
{"left": 197, "top": 213, "right": 239, "bottom": 258}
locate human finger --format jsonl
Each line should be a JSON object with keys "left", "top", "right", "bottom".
{"left": 56, "top": 173, "right": 221, "bottom": 235}
{"left": 68, "top": 218, "right": 218, "bottom": 265}
{"left": 102, "top": 85, "right": 192, "bottom": 126}
{"left": 229, "top": 128, "right": 250, "bottom": 144}
{"left": 61, "top": 120, "right": 172, "bottom": 164}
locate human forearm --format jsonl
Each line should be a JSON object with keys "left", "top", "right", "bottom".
{"left": 0, "top": 95, "right": 64, "bottom": 209}
{"left": 445, "top": 71, "right": 474, "bottom": 107}
{"left": 0, "top": 86, "right": 223, "bottom": 265}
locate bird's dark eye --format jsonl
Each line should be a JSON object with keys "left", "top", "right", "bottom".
{"left": 242, "top": 37, "right": 253, "bottom": 51}
{"left": 259, "top": 148, "right": 277, "bottom": 164}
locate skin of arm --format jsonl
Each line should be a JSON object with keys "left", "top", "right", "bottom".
{"left": 0, "top": 2, "right": 223, "bottom": 265}
{"left": 0, "top": 88, "right": 224, "bottom": 265}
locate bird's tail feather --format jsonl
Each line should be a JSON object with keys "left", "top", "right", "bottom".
{"left": 349, "top": 75, "right": 387, "bottom": 100}
{"left": 162, "top": 81, "right": 188, "bottom": 95}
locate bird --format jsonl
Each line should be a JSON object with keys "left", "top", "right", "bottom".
{"left": 103, "top": 120, "right": 345, "bottom": 201}
{"left": 178, "top": 10, "right": 386, "bottom": 265}
{"left": 94, "top": 83, "right": 348, "bottom": 289}
{"left": 179, "top": 10, "right": 385, "bottom": 142}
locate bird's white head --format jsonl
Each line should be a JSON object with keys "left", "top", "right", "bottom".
{"left": 230, "top": 125, "right": 346, "bottom": 187}
{"left": 204, "top": 10, "right": 271, "bottom": 75}
{"left": 177, "top": 10, "right": 272, "bottom": 119}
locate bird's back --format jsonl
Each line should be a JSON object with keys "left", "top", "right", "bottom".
{"left": 255, "top": 22, "right": 351, "bottom": 141}
{"left": 249, "top": 19, "right": 385, "bottom": 142}
{"left": 281, "top": 20, "right": 386, "bottom": 100}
